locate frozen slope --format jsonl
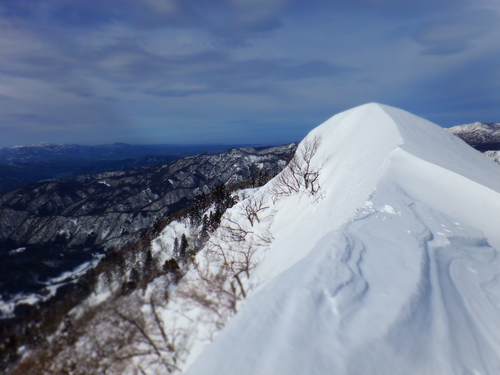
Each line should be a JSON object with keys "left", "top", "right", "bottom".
{"left": 185, "top": 103, "right": 500, "bottom": 375}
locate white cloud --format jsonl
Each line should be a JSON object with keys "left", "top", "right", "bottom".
{"left": 414, "top": 9, "right": 499, "bottom": 55}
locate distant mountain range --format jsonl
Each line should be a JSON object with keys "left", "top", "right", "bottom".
{"left": 2, "top": 124, "right": 499, "bottom": 195}
{"left": 447, "top": 122, "right": 500, "bottom": 151}
{"left": 0, "top": 143, "right": 260, "bottom": 193}
{"left": 0, "top": 143, "right": 259, "bottom": 163}
{"left": 0, "top": 143, "right": 296, "bottom": 309}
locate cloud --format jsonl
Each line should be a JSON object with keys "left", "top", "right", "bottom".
{"left": 403, "top": 45, "right": 500, "bottom": 121}
{"left": 0, "top": 0, "right": 499, "bottom": 147}
{"left": 9, "top": 0, "right": 288, "bottom": 39}
{"left": 40, "top": 0, "right": 199, "bottom": 29}
{"left": 413, "top": 10, "right": 499, "bottom": 55}
{"left": 105, "top": 51, "right": 351, "bottom": 97}
{"left": 287, "top": 0, "right": 467, "bottom": 18}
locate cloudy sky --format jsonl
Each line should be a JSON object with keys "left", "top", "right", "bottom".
{"left": 0, "top": 0, "right": 499, "bottom": 147}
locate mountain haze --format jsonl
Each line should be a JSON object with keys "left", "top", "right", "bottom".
{"left": 0, "top": 143, "right": 257, "bottom": 194}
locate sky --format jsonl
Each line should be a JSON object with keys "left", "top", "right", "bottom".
{"left": 0, "top": 0, "right": 499, "bottom": 147}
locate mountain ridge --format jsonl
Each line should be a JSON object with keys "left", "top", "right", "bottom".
{"left": 447, "top": 121, "right": 500, "bottom": 151}
{"left": 4, "top": 104, "right": 500, "bottom": 374}
{"left": 184, "top": 103, "right": 500, "bottom": 375}
{"left": 0, "top": 143, "right": 295, "bottom": 313}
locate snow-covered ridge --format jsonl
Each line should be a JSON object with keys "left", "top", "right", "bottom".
{"left": 186, "top": 103, "right": 500, "bottom": 375}
{"left": 247, "top": 103, "right": 500, "bottom": 286}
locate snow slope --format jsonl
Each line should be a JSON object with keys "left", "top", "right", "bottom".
{"left": 185, "top": 103, "right": 500, "bottom": 375}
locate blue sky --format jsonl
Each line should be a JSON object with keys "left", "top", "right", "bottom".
{"left": 0, "top": 0, "right": 499, "bottom": 147}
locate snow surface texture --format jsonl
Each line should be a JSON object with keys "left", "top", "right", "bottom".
{"left": 185, "top": 103, "right": 500, "bottom": 375}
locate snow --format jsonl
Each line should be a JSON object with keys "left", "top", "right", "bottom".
{"left": 0, "top": 255, "right": 102, "bottom": 317}
{"left": 485, "top": 150, "right": 500, "bottom": 165}
{"left": 49, "top": 257, "right": 100, "bottom": 284}
{"left": 184, "top": 103, "right": 500, "bottom": 375}
{"left": 8, "top": 247, "right": 26, "bottom": 255}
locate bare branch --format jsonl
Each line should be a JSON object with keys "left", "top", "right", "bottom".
{"left": 240, "top": 194, "right": 269, "bottom": 226}
{"left": 271, "top": 135, "right": 322, "bottom": 202}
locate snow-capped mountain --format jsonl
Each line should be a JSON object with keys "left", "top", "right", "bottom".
{"left": 447, "top": 122, "right": 500, "bottom": 151}
{"left": 0, "top": 143, "right": 245, "bottom": 164}
{"left": 0, "top": 143, "right": 259, "bottom": 193}
{"left": 7, "top": 104, "right": 500, "bottom": 374}
{"left": 183, "top": 104, "right": 500, "bottom": 375}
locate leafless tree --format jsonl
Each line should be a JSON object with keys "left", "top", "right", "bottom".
{"left": 219, "top": 217, "right": 253, "bottom": 243}
{"left": 271, "top": 135, "right": 322, "bottom": 202}
{"left": 240, "top": 194, "right": 269, "bottom": 227}
{"left": 300, "top": 134, "right": 322, "bottom": 193}
{"left": 178, "top": 221, "right": 262, "bottom": 338}
{"left": 10, "top": 283, "right": 192, "bottom": 375}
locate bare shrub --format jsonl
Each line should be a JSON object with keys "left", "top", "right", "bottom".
{"left": 240, "top": 194, "right": 269, "bottom": 227}
{"left": 8, "top": 176, "right": 280, "bottom": 375}
{"left": 179, "top": 230, "right": 261, "bottom": 339}
{"left": 271, "top": 135, "right": 322, "bottom": 202}
{"left": 219, "top": 217, "right": 253, "bottom": 243}
{"left": 14, "top": 290, "right": 189, "bottom": 375}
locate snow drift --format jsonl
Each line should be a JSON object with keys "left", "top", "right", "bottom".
{"left": 185, "top": 103, "right": 500, "bottom": 375}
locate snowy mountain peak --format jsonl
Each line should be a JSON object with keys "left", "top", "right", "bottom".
{"left": 250, "top": 103, "right": 500, "bottom": 286}
{"left": 186, "top": 104, "right": 500, "bottom": 375}
{"left": 305, "top": 102, "right": 500, "bottom": 191}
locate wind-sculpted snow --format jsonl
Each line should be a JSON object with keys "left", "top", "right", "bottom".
{"left": 185, "top": 104, "right": 500, "bottom": 375}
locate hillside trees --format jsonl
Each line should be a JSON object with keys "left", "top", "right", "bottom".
{"left": 7, "top": 174, "right": 275, "bottom": 373}
{"left": 241, "top": 194, "right": 269, "bottom": 227}
{"left": 5, "top": 154, "right": 294, "bottom": 374}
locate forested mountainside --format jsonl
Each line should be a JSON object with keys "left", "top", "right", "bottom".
{"left": 1, "top": 173, "right": 247, "bottom": 372}
{"left": 0, "top": 143, "right": 255, "bottom": 194}
{"left": 0, "top": 144, "right": 296, "bottom": 250}
{"left": 0, "top": 144, "right": 295, "bottom": 323}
